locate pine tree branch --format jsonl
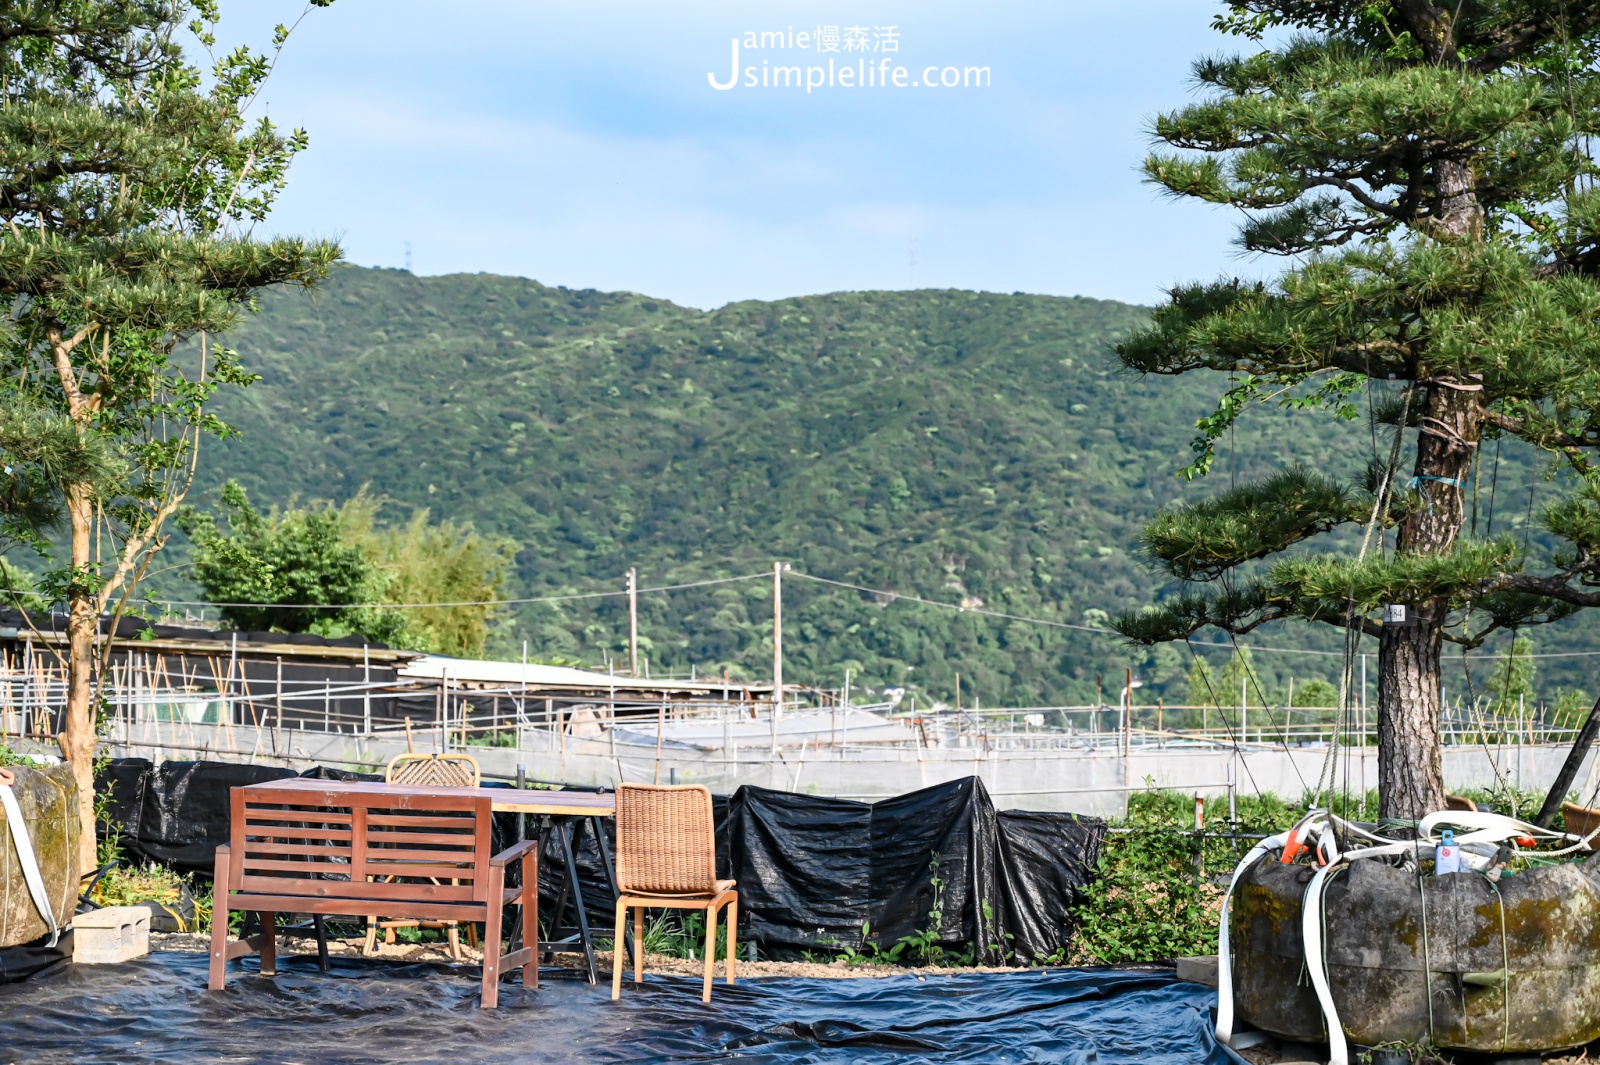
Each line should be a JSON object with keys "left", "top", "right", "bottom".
{"left": 1468, "top": 6, "right": 1600, "bottom": 74}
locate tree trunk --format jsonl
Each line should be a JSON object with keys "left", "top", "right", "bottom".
{"left": 1377, "top": 377, "right": 1480, "bottom": 821}
{"left": 56, "top": 481, "right": 98, "bottom": 877}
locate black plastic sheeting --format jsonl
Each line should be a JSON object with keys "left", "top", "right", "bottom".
{"left": 0, "top": 950, "right": 1243, "bottom": 1064}
{"left": 0, "top": 928, "right": 71, "bottom": 984}
{"left": 95, "top": 763, "right": 1103, "bottom": 961}
{"left": 98, "top": 758, "right": 296, "bottom": 871}
{"left": 722, "top": 778, "right": 1104, "bottom": 962}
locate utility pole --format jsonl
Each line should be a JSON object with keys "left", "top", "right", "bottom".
{"left": 627, "top": 567, "right": 639, "bottom": 676}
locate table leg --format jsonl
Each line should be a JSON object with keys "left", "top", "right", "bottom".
{"left": 543, "top": 819, "right": 570, "bottom": 966}
{"left": 591, "top": 814, "right": 634, "bottom": 962}
{"left": 560, "top": 817, "right": 599, "bottom": 984}
{"left": 312, "top": 915, "right": 330, "bottom": 972}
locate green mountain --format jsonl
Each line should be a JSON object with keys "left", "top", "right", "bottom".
{"left": 182, "top": 265, "right": 1581, "bottom": 707}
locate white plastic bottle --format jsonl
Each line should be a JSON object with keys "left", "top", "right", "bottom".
{"left": 1435, "top": 828, "right": 1462, "bottom": 875}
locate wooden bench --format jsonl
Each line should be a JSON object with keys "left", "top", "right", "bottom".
{"left": 207, "top": 781, "right": 536, "bottom": 1008}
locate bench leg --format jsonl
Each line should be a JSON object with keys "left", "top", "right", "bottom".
{"left": 522, "top": 850, "right": 539, "bottom": 990}
{"left": 208, "top": 848, "right": 232, "bottom": 991}
{"left": 258, "top": 912, "right": 277, "bottom": 976}
{"left": 482, "top": 866, "right": 505, "bottom": 1009}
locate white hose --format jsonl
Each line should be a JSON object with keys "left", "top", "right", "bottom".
{"left": 0, "top": 771, "right": 59, "bottom": 948}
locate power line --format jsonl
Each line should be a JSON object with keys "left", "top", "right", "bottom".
{"left": 128, "top": 571, "right": 770, "bottom": 611}
{"left": 788, "top": 572, "right": 1111, "bottom": 632}
{"left": 63, "top": 566, "right": 1600, "bottom": 662}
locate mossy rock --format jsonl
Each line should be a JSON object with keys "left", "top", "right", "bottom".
{"left": 1, "top": 763, "right": 79, "bottom": 948}
{"left": 1233, "top": 853, "right": 1600, "bottom": 1053}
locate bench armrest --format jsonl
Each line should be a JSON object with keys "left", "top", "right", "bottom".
{"left": 490, "top": 838, "right": 538, "bottom": 868}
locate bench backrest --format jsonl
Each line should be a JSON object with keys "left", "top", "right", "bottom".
{"left": 228, "top": 784, "right": 494, "bottom": 904}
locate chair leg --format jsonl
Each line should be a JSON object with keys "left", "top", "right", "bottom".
{"left": 208, "top": 848, "right": 232, "bottom": 991}
{"left": 363, "top": 916, "right": 379, "bottom": 956}
{"left": 634, "top": 905, "right": 644, "bottom": 985}
{"left": 258, "top": 912, "right": 277, "bottom": 977}
{"left": 468, "top": 922, "right": 480, "bottom": 949}
{"left": 701, "top": 904, "right": 717, "bottom": 1003}
{"left": 725, "top": 896, "right": 738, "bottom": 985}
{"left": 448, "top": 922, "right": 462, "bottom": 962}
{"left": 482, "top": 867, "right": 505, "bottom": 1009}
{"left": 611, "top": 899, "right": 628, "bottom": 1001}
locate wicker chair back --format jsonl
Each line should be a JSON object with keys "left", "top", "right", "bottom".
{"left": 615, "top": 783, "right": 718, "bottom": 896}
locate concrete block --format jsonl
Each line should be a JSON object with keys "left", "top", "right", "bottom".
{"left": 1175, "top": 954, "right": 1218, "bottom": 988}
{"left": 73, "top": 906, "right": 150, "bottom": 964}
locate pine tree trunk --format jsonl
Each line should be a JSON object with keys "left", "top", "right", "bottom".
{"left": 1376, "top": 377, "right": 1480, "bottom": 820}
{"left": 56, "top": 482, "right": 98, "bottom": 878}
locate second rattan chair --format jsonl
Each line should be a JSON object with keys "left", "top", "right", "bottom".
{"left": 363, "top": 752, "right": 483, "bottom": 959}
{"left": 610, "top": 783, "right": 738, "bottom": 1003}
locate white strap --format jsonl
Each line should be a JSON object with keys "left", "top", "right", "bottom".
{"left": 0, "top": 776, "right": 59, "bottom": 947}
{"left": 1216, "top": 828, "right": 1291, "bottom": 1047}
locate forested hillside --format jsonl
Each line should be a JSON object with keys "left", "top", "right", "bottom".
{"left": 176, "top": 266, "right": 1581, "bottom": 706}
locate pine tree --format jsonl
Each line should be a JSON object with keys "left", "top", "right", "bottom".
{"left": 1115, "top": 2, "right": 1600, "bottom": 819}
{"left": 0, "top": 2, "right": 337, "bottom": 869}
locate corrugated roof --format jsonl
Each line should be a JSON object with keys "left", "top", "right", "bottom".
{"left": 397, "top": 655, "right": 776, "bottom": 695}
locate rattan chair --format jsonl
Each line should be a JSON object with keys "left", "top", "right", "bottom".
{"left": 385, "top": 752, "right": 481, "bottom": 788}
{"left": 362, "top": 752, "right": 484, "bottom": 959}
{"left": 610, "top": 783, "right": 738, "bottom": 1003}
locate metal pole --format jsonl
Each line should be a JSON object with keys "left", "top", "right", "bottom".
{"left": 771, "top": 561, "right": 784, "bottom": 753}
{"left": 1241, "top": 674, "right": 1248, "bottom": 747}
{"left": 838, "top": 668, "right": 849, "bottom": 749}
{"left": 274, "top": 656, "right": 283, "bottom": 753}
{"left": 627, "top": 567, "right": 639, "bottom": 676}
{"left": 655, "top": 700, "right": 664, "bottom": 784}
{"left": 362, "top": 645, "right": 372, "bottom": 735}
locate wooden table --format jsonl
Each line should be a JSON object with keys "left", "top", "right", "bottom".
{"left": 240, "top": 778, "right": 622, "bottom": 983}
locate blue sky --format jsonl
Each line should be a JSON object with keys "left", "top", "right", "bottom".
{"left": 224, "top": 1, "right": 1257, "bottom": 309}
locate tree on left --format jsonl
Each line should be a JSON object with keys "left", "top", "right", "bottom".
{"left": 0, "top": 1, "right": 339, "bottom": 874}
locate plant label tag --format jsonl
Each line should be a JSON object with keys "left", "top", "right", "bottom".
{"left": 1385, "top": 604, "right": 1408, "bottom": 625}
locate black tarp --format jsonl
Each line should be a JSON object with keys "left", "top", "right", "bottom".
{"left": 0, "top": 950, "right": 1244, "bottom": 1064}
{"left": 722, "top": 778, "right": 1104, "bottom": 963}
{"left": 95, "top": 764, "right": 1103, "bottom": 962}
{"left": 98, "top": 759, "right": 296, "bottom": 871}
{"left": 0, "top": 928, "right": 72, "bottom": 984}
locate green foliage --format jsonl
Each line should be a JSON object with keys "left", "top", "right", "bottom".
{"left": 178, "top": 480, "right": 511, "bottom": 655}
{"left": 0, "top": 0, "right": 339, "bottom": 617}
{"left": 1486, "top": 636, "right": 1537, "bottom": 715}
{"left": 1115, "top": 3, "right": 1600, "bottom": 762}
{"left": 1073, "top": 789, "right": 1300, "bottom": 964}
{"left": 0, "top": 396, "right": 119, "bottom": 555}
{"left": 177, "top": 265, "right": 1368, "bottom": 702}
{"left": 337, "top": 492, "right": 515, "bottom": 657}
{"left": 178, "top": 480, "right": 405, "bottom": 643}
{"left": 1291, "top": 677, "right": 1339, "bottom": 707}
{"left": 140, "top": 261, "right": 1600, "bottom": 701}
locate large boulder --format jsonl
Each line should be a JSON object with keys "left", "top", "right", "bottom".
{"left": 1, "top": 763, "right": 79, "bottom": 948}
{"left": 1232, "top": 852, "right": 1600, "bottom": 1053}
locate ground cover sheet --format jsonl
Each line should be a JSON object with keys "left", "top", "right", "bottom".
{"left": 0, "top": 951, "right": 1242, "bottom": 1064}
